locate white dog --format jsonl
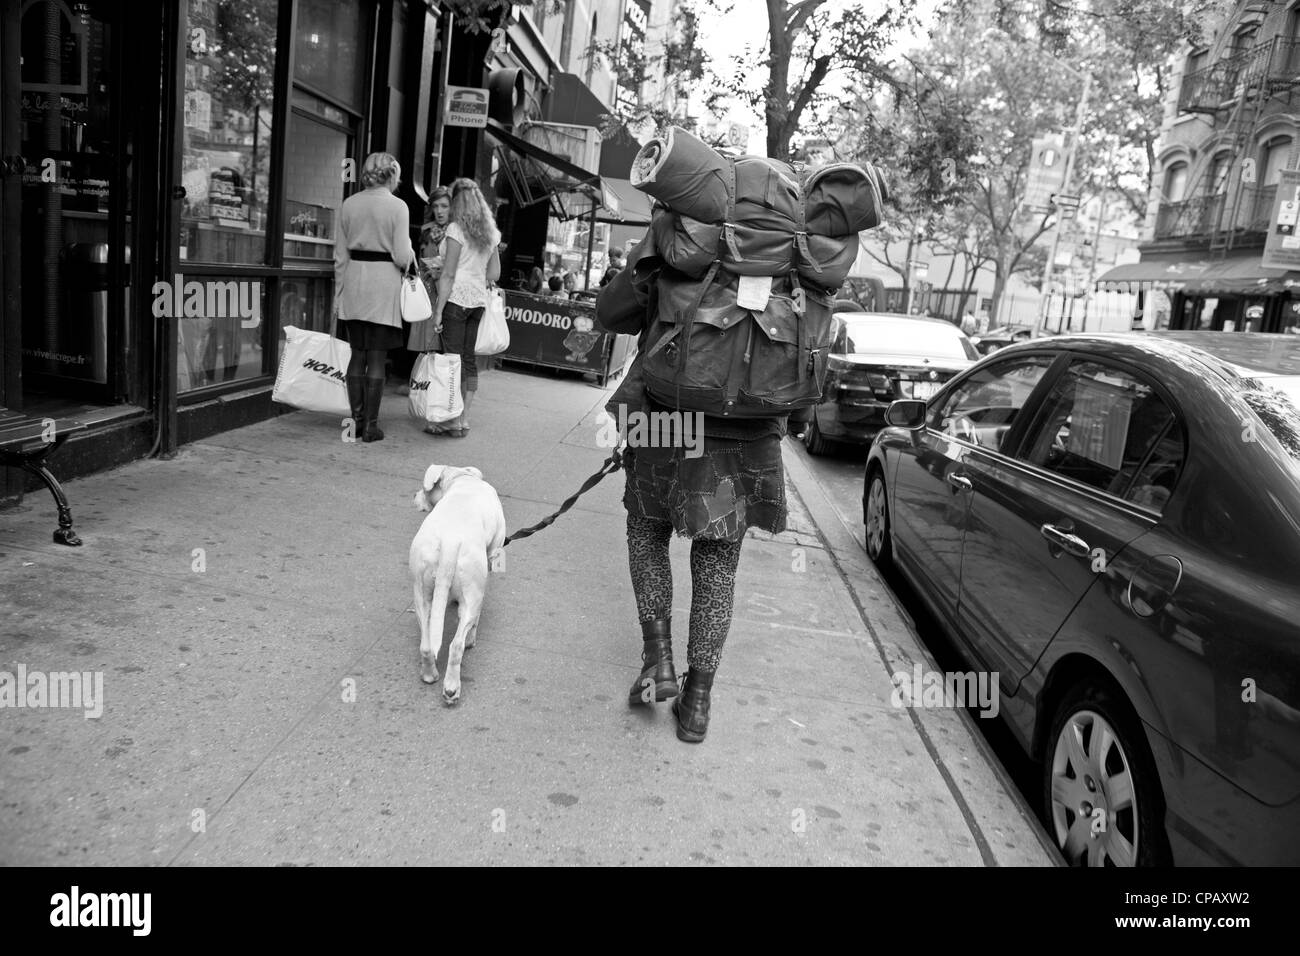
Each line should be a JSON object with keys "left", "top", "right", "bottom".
{"left": 410, "top": 464, "right": 507, "bottom": 705}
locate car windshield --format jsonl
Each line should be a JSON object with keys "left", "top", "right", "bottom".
{"left": 842, "top": 318, "right": 977, "bottom": 361}
{"left": 1241, "top": 375, "right": 1300, "bottom": 463}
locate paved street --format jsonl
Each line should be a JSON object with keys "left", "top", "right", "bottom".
{"left": 0, "top": 363, "right": 1056, "bottom": 866}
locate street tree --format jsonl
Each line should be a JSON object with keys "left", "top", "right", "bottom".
{"left": 700, "top": 0, "right": 920, "bottom": 161}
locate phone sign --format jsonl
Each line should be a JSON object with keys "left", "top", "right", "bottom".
{"left": 446, "top": 86, "right": 488, "bottom": 128}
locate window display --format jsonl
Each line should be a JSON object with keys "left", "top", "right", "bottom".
{"left": 179, "top": 0, "right": 280, "bottom": 265}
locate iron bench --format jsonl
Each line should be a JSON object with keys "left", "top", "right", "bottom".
{"left": 0, "top": 408, "right": 87, "bottom": 546}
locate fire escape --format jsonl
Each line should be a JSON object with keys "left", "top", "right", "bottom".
{"left": 1171, "top": 28, "right": 1300, "bottom": 256}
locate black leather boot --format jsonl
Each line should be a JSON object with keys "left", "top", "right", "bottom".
{"left": 672, "top": 668, "right": 716, "bottom": 743}
{"left": 346, "top": 375, "right": 366, "bottom": 439}
{"left": 628, "top": 619, "right": 677, "bottom": 705}
{"left": 362, "top": 379, "right": 385, "bottom": 442}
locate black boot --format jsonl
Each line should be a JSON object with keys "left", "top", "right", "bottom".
{"left": 362, "top": 379, "right": 385, "bottom": 442}
{"left": 672, "top": 668, "right": 716, "bottom": 743}
{"left": 346, "top": 375, "right": 366, "bottom": 440}
{"left": 628, "top": 619, "right": 677, "bottom": 705}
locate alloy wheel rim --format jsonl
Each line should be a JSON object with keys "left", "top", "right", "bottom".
{"left": 866, "top": 479, "right": 886, "bottom": 557}
{"left": 1049, "top": 709, "right": 1140, "bottom": 867}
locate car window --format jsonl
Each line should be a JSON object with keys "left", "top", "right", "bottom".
{"left": 1021, "top": 360, "right": 1186, "bottom": 509}
{"left": 931, "top": 355, "right": 1055, "bottom": 451}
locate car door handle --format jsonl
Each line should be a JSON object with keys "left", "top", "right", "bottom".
{"left": 1040, "top": 523, "right": 1090, "bottom": 557}
{"left": 946, "top": 473, "right": 972, "bottom": 492}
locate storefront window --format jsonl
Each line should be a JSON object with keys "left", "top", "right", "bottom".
{"left": 293, "top": 0, "right": 365, "bottom": 111}
{"left": 19, "top": 0, "right": 128, "bottom": 398}
{"left": 179, "top": 0, "right": 280, "bottom": 265}
{"left": 175, "top": 276, "right": 268, "bottom": 390}
{"left": 282, "top": 90, "right": 352, "bottom": 265}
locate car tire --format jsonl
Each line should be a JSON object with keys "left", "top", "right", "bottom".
{"left": 1042, "top": 679, "right": 1171, "bottom": 867}
{"left": 804, "top": 414, "right": 833, "bottom": 456}
{"left": 863, "top": 466, "right": 893, "bottom": 568}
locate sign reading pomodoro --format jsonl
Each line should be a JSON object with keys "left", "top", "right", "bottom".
{"left": 499, "top": 289, "right": 609, "bottom": 373}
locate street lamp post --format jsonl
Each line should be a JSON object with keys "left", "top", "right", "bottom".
{"left": 1039, "top": 67, "right": 1093, "bottom": 331}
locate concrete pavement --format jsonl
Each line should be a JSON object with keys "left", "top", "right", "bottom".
{"left": 0, "top": 361, "right": 1057, "bottom": 865}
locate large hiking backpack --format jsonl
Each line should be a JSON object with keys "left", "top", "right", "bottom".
{"left": 626, "top": 131, "right": 881, "bottom": 419}
{"left": 639, "top": 262, "right": 835, "bottom": 418}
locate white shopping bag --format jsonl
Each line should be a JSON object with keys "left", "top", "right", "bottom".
{"left": 409, "top": 352, "right": 464, "bottom": 424}
{"left": 475, "top": 287, "right": 511, "bottom": 355}
{"left": 272, "top": 325, "right": 351, "bottom": 417}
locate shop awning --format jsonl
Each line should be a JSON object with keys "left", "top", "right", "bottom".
{"left": 1096, "top": 257, "right": 1300, "bottom": 294}
{"left": 595, "top": 178, "right": 653, "bottom": 226}
{"left": 1094, "top": 260, "right": 1209, "bottom": 293}
{"left": 1184, "top": 258, "right": 1300, "bottom": 295}
{"left": 485, "top": 118, "right": 612, "bottom": 220}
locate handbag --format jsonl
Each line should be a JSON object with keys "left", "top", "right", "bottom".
{"left": 409, "top": 352, "right": 464, "bottom": 424}
{"left": 400, "top": 265, "right": 433, "bottom": 322}
{"left": 475, "top": 287, "right": 510, "bottom": 355}
{"left": 272, "top": 321, "right": 352, "bottom": 417}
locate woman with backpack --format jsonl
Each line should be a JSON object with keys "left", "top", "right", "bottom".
{"left": 426, "top": 178, "right": 501, "bottom": 437}
{"left": 595, "top": 236, "right": 789, "bottom": 744}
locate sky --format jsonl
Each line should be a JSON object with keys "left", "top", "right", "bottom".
{"left": 693, "top": 0, "right": 948, "bottom": 154}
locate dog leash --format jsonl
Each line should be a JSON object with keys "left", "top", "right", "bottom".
{"left": 503, "top": 448, "right": 625, "bottom": 546}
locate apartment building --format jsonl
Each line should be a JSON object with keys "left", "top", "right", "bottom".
{"left": 1098, "top": 0, "right": 1300, "bottom": 334}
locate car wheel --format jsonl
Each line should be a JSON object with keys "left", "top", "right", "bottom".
{"left": 1043, "top": 679, "right": 1171, "bottom": 867}
{"left": 863, "top": 467, "right": 893, "bottom": 568}
{"left": 804, "top": 414, "right": 833, "bottom": 456}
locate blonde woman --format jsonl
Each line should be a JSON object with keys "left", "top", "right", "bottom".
{"left": 426, "top": 177, "right": 501, "bottom": 437}
{"left": 334, "top": 151, "right": 415, "bottom": 442}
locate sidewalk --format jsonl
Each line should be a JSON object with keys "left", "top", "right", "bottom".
{"left": 0, "top": 364, "right": 1056, "bottom": 865}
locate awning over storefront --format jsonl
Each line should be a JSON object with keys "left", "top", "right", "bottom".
{"left": 1094, "top": 260, "right": 1208, "bottom": 293}
{"left": 485, "top": 117, "right": 611, "bottom": 220}
{"left": 595, "top": 178, "right": 653, "bottom": 226}
{"left": 1097, "top": 257, "right": 1300, "bottom": 295}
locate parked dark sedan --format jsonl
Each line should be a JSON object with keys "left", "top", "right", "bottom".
{"left": 804, "top": 313, "right": 977, "bottom": 455}
{"left": 863, "top": 332, "right": 1300, "bottom": 866}
{"left": 971, "top": 323, "right": 1035, "bottom": 355}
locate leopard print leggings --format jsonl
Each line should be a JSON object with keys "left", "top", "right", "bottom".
{"left": 626, "top": 514, "right": 742, "bottom": 672}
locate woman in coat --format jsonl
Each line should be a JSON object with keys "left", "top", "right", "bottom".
{"left": 427, "top": 177, "right": 500, "bottom": 437}
{"left": 334, "top": 151, "right": 415, "bottom": 442}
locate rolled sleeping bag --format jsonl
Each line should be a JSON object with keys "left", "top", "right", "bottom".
{"left": 630, "top": 126, "right": 732, "bottom": 224}
{"left": 731, "top": 156, "right": 802, "bottom": 232}
{"left": 802, "top": 162, "right": 887, "bottom": 236}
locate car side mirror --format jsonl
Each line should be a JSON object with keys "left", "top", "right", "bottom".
{"left": 886, "top": 399, "right": 928, "bottom": 429}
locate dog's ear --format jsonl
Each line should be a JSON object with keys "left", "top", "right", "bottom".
{"left": 422, "top": 464, "right": 446, "bottom": 492}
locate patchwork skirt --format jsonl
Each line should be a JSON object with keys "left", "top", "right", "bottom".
{"left": 622, "top": 433, "right": 787, "bottom": 543}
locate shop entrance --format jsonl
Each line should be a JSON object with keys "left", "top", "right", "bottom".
{"left": 7, "top": 0, "right": 136, "bottom": 411}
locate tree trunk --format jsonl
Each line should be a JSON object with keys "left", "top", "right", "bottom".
{"left": 765, "top": 0, "right": 792, "bottom": 159}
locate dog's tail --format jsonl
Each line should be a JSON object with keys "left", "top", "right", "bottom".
{"left": 426, "top": 537, "right": 461, "bottom": 651}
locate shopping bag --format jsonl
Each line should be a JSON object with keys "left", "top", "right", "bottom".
{"left": 272, "top": 325, "right": 351, "bottom": 417}
{"left": 401, "top": 268, "right": 433, "bottom": 322}
{"left": 409, "top": 352, "right": 463, "bottom": 424}
{"left": 475, "top": 287, "right": 510, "bottom": 355}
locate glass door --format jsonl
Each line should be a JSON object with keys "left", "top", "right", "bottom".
{"left": 18, "top": 0, "right": 131, "bottom": 405}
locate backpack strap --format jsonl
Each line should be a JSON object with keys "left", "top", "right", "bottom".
{"left": 793, "top": 172, "right": 820, "bottom": 277}
{"left": 721, "top": 158, "right": 743, "bottom": 262}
